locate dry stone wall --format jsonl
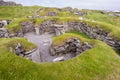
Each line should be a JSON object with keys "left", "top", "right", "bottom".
{"left": 36, "top": 20, "right": 120, "bottom": 50}
{"left": 0, "top": 20, "right": 120, "bottom": 50}
{"left": 50, "top": 38, "right": 92, "bottom": 57}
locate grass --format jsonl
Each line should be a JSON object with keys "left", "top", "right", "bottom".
{"left": 52, "top": 33, "right": 92, "bottom": 47}
{"left": 0, "top": 38, "right": 36, "bottom": 51}
{"left": 0, "top": 33, "right": 120, "bottom": 80}
{"left": 0, "top": 6, "right": 40, "bottom": 19}
{"left": 84, "top": 11, "right": 120, "bottom": 28}
{"left": 4, "top": 18, "right": 34, "bottom": 33}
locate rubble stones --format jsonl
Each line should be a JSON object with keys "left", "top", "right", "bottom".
{"left": 0, "top": 28, "right": 9, "bottom": 38}
{"left": 14, "top": 43, "right": 37, "bottom": 58}
{"left": 14, "top": 43, "right": 25, "bottom": 56}
{"left": 46, "top": 11, "right": 57, "bottom": 16}
{"left": 20, "top": 21, "right": 34, "bottom": 33}
{"left": 50, "top": 38, "right": 92, "bottom": 56}
{"left": 0, "top": 20, "right": 11, "bottom": 28}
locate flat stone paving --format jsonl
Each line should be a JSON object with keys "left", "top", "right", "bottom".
{"left": 24, "top": 32, "right": 73, "bottom": 63}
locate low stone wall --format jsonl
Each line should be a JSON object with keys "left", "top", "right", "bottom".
{"left": 10, "top": 43, "right": 37, "bottom": 59}
{"left": 0, "top": 20, "right": 11, "bottom": 28}
{"left": 20, "top": 21, "right": 35, "bottom": 33}
{"left": 50, "top": 38, "right": 92, "bottom": 57}
{"left": 37, "top": 20, "right": 120, "bottom": 50}
{"left": 1, "top": 20, "right": 120, "bottom": 50}
{"left": 67, "top": 22, "right": 120, "bottom": 49}
{"left": 0, "top": 28, "right": 9, "bottom": 38}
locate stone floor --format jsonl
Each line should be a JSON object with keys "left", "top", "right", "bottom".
{"left": 24, "top": 32, "right": 73, "bottom": 63}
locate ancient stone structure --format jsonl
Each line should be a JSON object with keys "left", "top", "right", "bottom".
{"left": 0, "top": 20, "right": 11, "bottom": 28}
{"left": 0, "top": 21, "right": 4, "bottom": 28}
{"left": 20, "top": 21, "right": 34, "bottom": 33}
{"left": 13, "top": 43, "right": 37, "bottom": 59}
{"left": 46, "top": 11, "right": 57, "bottom": 16}
{"left": 0, "top": 28, "right": 9, "bottom": 38}
{"left": 35, "top": 27, "right": 40, "bottom": 35}
{"left": 50, "top": 38, "right": 92, "bottom": 57}
{"left": 0, "top": 0, "right": 22, "bottom": 6}
{"left": 1, "top": 20, "right": 119, "bottom": 50}
{"left": 37, "top": 21, "right": 120, "bottom": 50}
{"left": 14, "top": 43, "right": 25, "bottom": 56}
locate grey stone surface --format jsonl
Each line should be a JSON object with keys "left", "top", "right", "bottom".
{"left": 0, "top": 0, "right": 22, "bottom": 6}
{"left": 0, "top": 28, "right": 9, "bottom": 38}
{"left": 20, "top": 21, "right": 34, "bottom": 33}
{"left": 50, "top": 38, "right": 92, "bottom": 57}
{"left": 53, "top": 56, "right": 65, "bottom": 62}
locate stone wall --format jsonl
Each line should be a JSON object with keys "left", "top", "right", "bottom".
{"left": 67, "top": 22, "right": 120, "bottom": 49}
{"left": 1, "top": 20, "right": 120, "bottom": 50}
{"left": 20, "top": 21, "right": 35, "bottom": 34}
{"left": 0, "top": 28, "right": 9, "bottom": 38}
{"left": 36, "top": 20, "right": 120, "bottom": 50}
{"left": 50, "top": 38, "right": 92, "bottom": 57}
{"left": 0, "top": 20, "right": 11, "bottom": 28}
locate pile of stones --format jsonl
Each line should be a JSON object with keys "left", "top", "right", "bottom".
{"left": 9, "top": 43, "right": 37, "bottom": 60}
{"left": 14, "top": 43, "right": 26, "bottom": 57}
{"left": 50, "top": 38, "right": 92, "bottom": 57}
{"left": 0, "top": 28, "right": 9, "bottom": 38}
{"left": 0, "top": 20, "right": 11, "bottom": 28}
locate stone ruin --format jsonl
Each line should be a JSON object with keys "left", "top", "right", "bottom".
{"left": 32, "top": 8, "right": 57, "bottom": 18}
{"left": 20, "top": 21, "right": 34, "bottom": 34}
{"left": 0, "top": 28, "right": 9, "bottom": 38}
{"left": 46, "top": 11, "right": 57, "bottom": 16}
{"left": 50, "top": 38, "right": 92, "bottom": 62}
{"left": 34, "top": 21, "right": 120, "bottom": 50}
{"left": 10, "top": 43, "right": 36, "bottom": 60}
{"left": 0, "top": 20, "right": 120, "bottom": 50}
{"left": 0, "top": 20, "right": 120, "bottom": 62}
{"left": 0, "top": 20, "right": 11, "bottom": 28}
{"left": 0, "top": 20, "right": 11, "bottom": 38}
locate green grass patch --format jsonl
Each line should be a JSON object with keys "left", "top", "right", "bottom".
{"left": 0, "top": 38, "right": 36, "bottom": 51}
{"left": 5, "top": 18, "right": 35, "bottom": 33}
{"left": 0, "top": 6, "right": 40, "bottom": 19}
{"left": 84, "top": 12, "right": 120, "bottom": 28}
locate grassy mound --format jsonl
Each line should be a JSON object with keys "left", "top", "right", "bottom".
{"left": 0, "top": 6, "right": 40, "bottom": 19}
{"left": 0, "top": 38, "right": 36, "bottom": 53}
{"left": 84, "top": 11, "right": 120, "bottom": 28}
{"left": 0, "top": 33, "right": 120, "bottom": 80}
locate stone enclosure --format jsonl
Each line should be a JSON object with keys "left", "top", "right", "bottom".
{"left": 1, "top": 20, "right": 120, "bottom": 50}
{"left": 18, "top": 20, "right": 120, "bottom": 50}
{"left": 50, "top": 38, "right": 92, "bottom": 61}
{"left": 0, "top": 19, "right": 120, "bottom": 62}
